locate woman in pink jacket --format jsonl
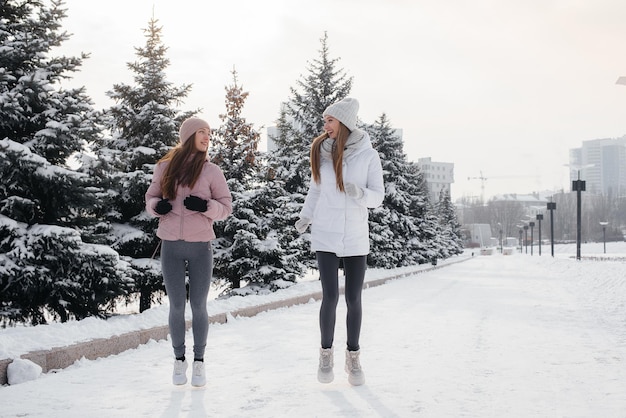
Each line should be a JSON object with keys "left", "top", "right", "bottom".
{"left": 145, "top": 117, "right": 232, "bottom": 387}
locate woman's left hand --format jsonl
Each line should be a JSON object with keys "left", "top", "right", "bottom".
{"left": 184, "top": 195, "right": 208, "bottom": 212}
{"left": 345, "top": 183, "right": 364, "bottom": 199}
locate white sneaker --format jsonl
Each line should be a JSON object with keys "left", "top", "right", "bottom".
{"left": 345, "top": 349, "right": 365, "bottom": 386}
{"left": 317, "top": 347, "right": 334, "bottom": 383}
{"left": 172, "top": 359, "right": 188, "bottom": 385}
{"left": 191, "top": 361, "right": 206, "bottom": 387}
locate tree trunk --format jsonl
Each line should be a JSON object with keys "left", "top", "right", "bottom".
{"left": 139, "top": 288, "right": 151, "bottom": 312}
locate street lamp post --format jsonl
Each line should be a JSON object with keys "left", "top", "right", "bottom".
{"left": 518, "top": 228, "right": 523, "bottom": 252}
{"left": 572, "top": 177, "right": 586, "bottom": 260}
{"left": 529, "top": 221, "right": 535, "bottom": 255}
{"left": 547, "top": 201, "right": 556, "bottom": 257}
{"left": 523, "top": 225, "right": 528, "bottom": 254}
{"left": 536, "top": 214, "right": 543, "bottom": 256}
{"left": 566, "top": 164, "right": 592, "bottom": 261}
{"left": 600, "top": 221, "right": 608, "bottom": 254}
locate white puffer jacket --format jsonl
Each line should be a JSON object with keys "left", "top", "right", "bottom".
{"left": 300, "top": 129, "right": 384, "bottom": 257}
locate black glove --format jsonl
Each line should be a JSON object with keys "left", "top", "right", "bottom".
{"left": 184, "top": 195, "right": 208, "bottom": 212}
{"left": 155, "top": 198, "right": 172, "bottom": 215}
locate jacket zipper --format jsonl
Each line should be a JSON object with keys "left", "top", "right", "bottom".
{"left": 179, "top": 192, "right": 185, "bottom": 239}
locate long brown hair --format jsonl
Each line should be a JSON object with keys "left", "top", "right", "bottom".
{"left": 310, "top": 122, "right": 351, "bottom": 192}
{"left": 158, "top": 134, "right": 207, "bottom": 200}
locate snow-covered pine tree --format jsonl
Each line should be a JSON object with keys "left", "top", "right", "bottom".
{"left": 211, "top": 68, "right": 261, "bottom": 191}
{"left": 265, "top": 108, "right": 314, "bottom": 274}
{"left": 268, "top": 32, "right": 352, "bottom": 270}
{"left": 270, "top": 32, "right": 352, "bottom": 196}
{"left": 211, "top": 69, "right": 304, "bottom": 295}
{"left": 405, "top": 161, "right": 444, "bottom": 264}
{"left": 436, "top": 189, "right": 464, "bottom": 257}
{"left": 365, "top": 114, "right": 412, "bottom": 268}
{"left": 97, "top": 16, "right": 195, "bottom": 312}
{"left": 366, "top": 113, "right": 441, "bottom": 267}
{"left": 0, "top": 0, "right": 131, "bottom": 325}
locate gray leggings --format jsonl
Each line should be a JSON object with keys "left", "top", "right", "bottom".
{"left": 161, "top": 240, "right": 213, "bottom": 360}
{"left": 317, "top": 251, "right": 367, "bottom": 351}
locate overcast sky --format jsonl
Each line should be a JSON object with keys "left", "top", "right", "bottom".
{"left": 55, "top": 0, "right": 626, "bottom": 201}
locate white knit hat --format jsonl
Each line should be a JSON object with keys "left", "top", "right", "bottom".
{"left": 179, "top": 117, "right": 210, "bottom": 144}
{"left": 323, "top": 98, "right": 359, "bottom": 131}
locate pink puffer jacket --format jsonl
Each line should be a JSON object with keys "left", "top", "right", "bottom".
{"left": 145, "top": 159, "right": 232, "bottom": 242}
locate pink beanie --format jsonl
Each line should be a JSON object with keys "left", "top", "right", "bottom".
{"left": 179, "top": 117, "right": 210, "bottom": 144}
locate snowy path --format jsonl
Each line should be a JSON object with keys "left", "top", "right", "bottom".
{"left": 1, "top": 254, "right": 625, "bottom": 417}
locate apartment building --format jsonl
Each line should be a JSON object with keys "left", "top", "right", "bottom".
{"left": 569, "top": 136, "right": 626, "bottom": 196}
{"left": 417, "top": 157, "right": 455, "bottom": 203}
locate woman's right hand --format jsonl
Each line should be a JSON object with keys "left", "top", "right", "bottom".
{"left": 155, "top": 198, "right": 172, "bottom": 215}
{"left": 295, "top": 217, "right": 311, "bottom": 234}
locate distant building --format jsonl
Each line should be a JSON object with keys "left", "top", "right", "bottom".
{"left": 417, "top": 157, "right": 454, "bottom": 203}
{"left": 266, "top": 125, "right": 279, "bottom": 153}
{"left": 266, "top": 103, "right": 293, "bottom": 153}
{"left": 569, "top": 136, "right": 626, "bottom": 196}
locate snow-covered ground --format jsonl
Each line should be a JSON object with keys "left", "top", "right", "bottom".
{"left": 1, "top": 241, "right": 625, "bottom": 417}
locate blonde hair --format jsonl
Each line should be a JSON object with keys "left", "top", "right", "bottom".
{"left": 158, "top": 134, "right": 207, "bottom": 200}
{"left": 310, "top": 123, "right": 351, "bottom": 191}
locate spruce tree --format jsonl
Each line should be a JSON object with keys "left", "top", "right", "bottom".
{"left": 266, "top": 108, "right": 312, "bottom": 271}
{"left": 366, "top": 114, "right": 410, "bottom": 267}
{"left": 407, "top": 161, "right": 444, "bottom": 264}
{"left": 211, "top": 69, "right": 303, "bottom": 294}
{"left": 97, "top": 16, "right": 195, "bottom": 312}
{"left": 366, "top": 113, "right": 442, "bottom": 267}
{"left": 0, "top": 0, "right": 130, "bottom": 325}
{"left": 269, "top": 31, "right": 352, "bottom": 196}
{"left": 436, "top": 189, "right": 465, "bottom": 257}
{"left": 211, "top": 69, "right": 261, "bottom": 191}
{"left": 268, "top": 32, "right": 352, "bottom": 269}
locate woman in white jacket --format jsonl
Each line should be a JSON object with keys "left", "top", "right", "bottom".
{"left": 295, "top": 98, "right": 384, "bottom": 386}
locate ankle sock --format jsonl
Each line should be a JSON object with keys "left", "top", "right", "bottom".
{"left": 194, "top": 358, "right": 203, "bottom": 362}
{"left": 176, "top": 356, "right": 185, "bottom": 362}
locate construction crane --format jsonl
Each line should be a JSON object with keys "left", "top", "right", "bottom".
{"left": 467, "top": 171, "right": 542, "bottom": 203}
{"left": 467, "top": 170, "right": 487, "bottom": 203}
